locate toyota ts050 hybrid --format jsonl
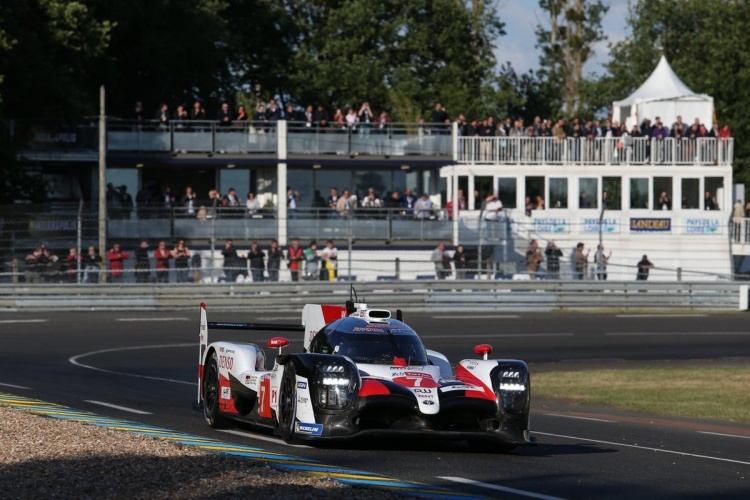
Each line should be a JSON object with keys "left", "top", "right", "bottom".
{"left": 195, "top": 296, "right": 532, "bottom": 448}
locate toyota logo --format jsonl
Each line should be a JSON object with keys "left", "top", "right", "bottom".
{"left": 421, "top": 399, "right": 435, "bottom": 405}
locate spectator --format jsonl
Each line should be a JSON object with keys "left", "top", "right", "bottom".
{"left": 24, "top": 245, "right": 47, "bottom": 284}
{"left": 254, "top": 104, "right": 268, "bottom": 132}
{"left": 385, "top": 190, "right": 403, "bottom": 217}
{"left": 573, "top": 242, "right": 588, "bottom": 280}
{"left": 82, "top": 246, "right": 102, "bottom": 284}
{"left": 287, "top": 187, "right": 299, "bottom": 218}
{"left": 304, "top": 240, "right": 320, "bottom": 280}
{"left": 217, "top": 102, "right": 232, "bottom": 127}
{"left": 657, "top": 191, "right": 671, "bottom": 211}
{"left": 525, "top": 239, "right": 544, "bottom": 279}
{"left": 431, "top": 242, "right": 452, "bottom": 279}
{"left": 156, "top": 103, "right": 169, "bottom": 128}
{"left": 402, "top": 188, "right": 418, "bottom": 217}
{"left": 190, "top": 100, "right": 206, "bottom": 120}
{"left": 431, "top": 102, "right": 449, "bottom": 134}
{"left": 287, "top": 239, "right": 304, "bottom": 282}
{"left": 333, "top": 108, "right": 345, "bottom": 128}
{"left": 267, "top": 239, "right": 283, "bottom": 282}
{"left": 376, "top": 110, "right": 391, "bottom": 134}
{"left": 107, "top": 243, "right": 130, "bottom": 283}
{"left": 134, "top": 239, "right": 151, "bottom": 283}
{"left": 414, "top": 193, "right": 433, "bottom": 220}
{"left": 336, "top": 189, "right": 353, "bottom": 218}
{"left": 65, "top": 248, "right": 80, "bottom": 283}
{"left": 266, "top": 99, "right": 282, "bottom": 126}
{"left": 545, "top": 241, "right": 563, "bottom": 280}
{"left": 358, "top": 101, "right": 374, "bottom": 135}
{"left": 594, "top": 244, "right": 611, "bottom": 280}
{"left": 320, "top": 240, "right": 338, "bottom": 281}
{"left": 314, "top": 104, "right": 330, "bottom": 128}
{"left": 303, "top": 104, "right": 314, "bottom": 129}
{"left": 222, "top": 240, "right": 240, "bottom": 283}
{"left": 483, "top": 194, "right": 503, "bottom": 221}
{"left": 173, "top": 104, "right": 189, "bottom": 125}
{"left": 154, "top": 241, "right": 173, "bottom": 283}
{"left": 361, "top": 188, "right": 383, "bottom": 218}
{"left": 246, "top": 192, "right": 260, "bottom": 216}
{"left": 119, "top": 186, "right": 133, "bottom": 217}
{"left": 636, "top": 254, "right": 654, "bottom": 281}
{"left": 162, "top": 186, "right": 175, "bottom": 210}
{"left": 704, "top": 191, "right": 717, "bottom": 211}
{"left": 284, "top": 104, "right": 300, "bottom": 122}
{"left": 345, "top": 108, "right": 359, "bottom": 130}
{"left": 247, "top": 242, "right": 266, "bottom": 282}
{"left": 327, "top": 188, "right": 340, "bottom": 216}
{"left": 453, "top": 244, "right": 468, "bottom": 280}
{"left": 235, "top": 104, "right": 248, "bottom": 123}
{"left": 173, "top": 240, "right": 190, "bottom": 283}
{"left": 181, "top": 186, "right": 197, "bottom": 216}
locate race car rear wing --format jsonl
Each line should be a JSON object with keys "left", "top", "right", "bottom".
{"left": 198, "top": 302, "right": 305, "bottom": 402}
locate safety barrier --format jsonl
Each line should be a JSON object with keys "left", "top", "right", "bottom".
{"left": 0, "top": 280, "right": 743, "bottom": 312}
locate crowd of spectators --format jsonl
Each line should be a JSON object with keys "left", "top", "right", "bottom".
{"left": 131, "top": 97, "right": 733, "bottom": 143}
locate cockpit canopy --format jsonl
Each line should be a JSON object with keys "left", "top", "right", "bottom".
{"left": 309, "top": 317, "right": 428, "bottom": 366}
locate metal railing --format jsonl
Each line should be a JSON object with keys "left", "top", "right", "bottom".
{"left": 457, "top": 136, "right": 733, "bottom": 166}
{"left": 0, "top": 280, "right": 743, "bottom": 312}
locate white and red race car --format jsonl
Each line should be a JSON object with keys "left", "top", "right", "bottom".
{"left": 196, "top": 296, "right": 532, "bottom": 448}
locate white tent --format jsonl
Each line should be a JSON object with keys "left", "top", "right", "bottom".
{"left": 613, "top": 56, "right": 713, "bottom": 130}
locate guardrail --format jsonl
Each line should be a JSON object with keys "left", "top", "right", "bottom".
{"left": 0, "top": 281, "right": 743, "bottom": 312}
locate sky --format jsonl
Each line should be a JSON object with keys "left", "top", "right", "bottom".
{"left": 493, "top": 1, "right": 631, "bottom": 76}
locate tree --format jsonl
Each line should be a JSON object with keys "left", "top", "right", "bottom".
{"left": 535, "top": 0, "right": 608, "bottom": 117}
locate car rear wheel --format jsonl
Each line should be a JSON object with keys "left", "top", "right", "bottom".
{"left": 278, "top": 362, "right": 302, "bottom": 444}
{"left": 203, "top": 351, "right": 229, "bottom": 428}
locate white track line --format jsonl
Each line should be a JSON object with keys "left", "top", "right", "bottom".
{"left": 420, "top": 333, "right": 573, "bottom": 339}
{"left": 544, "top": 413, "right": 615, "bottom": 423}
{"left": 0, "top": 382, "right": 32, "bottom": 389}
{"left": 439, "top": 477, "right": 564, "bottom": 500}
{"left": 698, "top": 431, "right": 750, "bottom": 440}
{"left": 606, "top": 332, "right": 750, "bottom": 336}
{"left": 534, "top": 431, "right": 750, "bottom": 466}
{"left": 615, "top": 314, "right": 707, "bottom": 318}
{"left": 0, "top": 319, "right": 48, "bottom": 324}
{"left": 432, "top": 315, "right": 520, "bottom": 319}
{"left": 115, "top": 317, "right": 189, "bottom": 322}
{"left": 217, "top": 429, "right": 307, "bottom": 448}
{"left": 70, "top": 344, "right": 196, "bottom": 385}
{"left": 85, "top": 400, "right": 152, "bottom": 414}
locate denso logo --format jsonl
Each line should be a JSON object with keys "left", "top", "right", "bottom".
{"left": 502, "top": 371, "right": 520, "bottom": 378}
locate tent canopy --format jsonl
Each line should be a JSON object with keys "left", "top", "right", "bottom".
{"left": 613, "top": 56, "right": 713, "bottom": 129}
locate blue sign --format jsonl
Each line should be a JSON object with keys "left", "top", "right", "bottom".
{"left": 630, "top": 218, "right": 671, "bottom": 232}
{"left": 296, "top": 422, "right": 323, "bottom": 435}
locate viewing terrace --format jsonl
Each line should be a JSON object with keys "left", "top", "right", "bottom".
{"left": 12, "top": 119, "right": 733, "bottom": 166}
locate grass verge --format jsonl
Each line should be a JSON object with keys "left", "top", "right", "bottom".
{"left": 533, "top": 367, "right": 750, "bottom": 424}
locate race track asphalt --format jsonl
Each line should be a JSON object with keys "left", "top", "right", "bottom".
{"left": 1, "top": 308, "right": 749, "bottom": 499}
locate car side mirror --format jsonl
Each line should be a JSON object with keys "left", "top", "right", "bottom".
{"left": 267, "top": 337, "right": 290, "bottom": 355}
{"left": 473, "top": 344, "right": 492, "bottom": 361}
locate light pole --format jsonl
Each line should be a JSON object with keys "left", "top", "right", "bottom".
{"left": 597, "top": 203, "right": 606, "bottom": 278}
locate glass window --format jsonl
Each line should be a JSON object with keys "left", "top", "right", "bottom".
{"left": 220, "top": 168, "right": 250, "bottom": 201}
{"left": 681, "top": 178, "right": 699, "bottom": 209}
{"left": 653, "top": 177, "right": 672, "bottom": 211}
{"left": 496, "top": 177, "right": 516, "bottom": 209}
{"left": 630, "top": 178, "right": 649, "bottom": 209}
{"left": 705, "top": 177, "right": 724, "bottom": 210}
{"left": 287, "top": 169, "right": 313, "bottom": 207}
{"left": 549, "top": 178, "right": 568, "bottom": 209}
{"left": 355, "top": 170, "right": 389, "bottom": 201}
{"left": 106, "top": 168, "right": 138, "bottom": 205}
{"left": 602, "top": 177, "right": 621, "bottom": 210}
{"left": 525, "top": 176, "right": 545, "bottom": 210}
{"left": 474, "top": 176, "right": 494, "bottom": 209}
{"left": 578, "top": 178, "right": 598, "bottom": 209}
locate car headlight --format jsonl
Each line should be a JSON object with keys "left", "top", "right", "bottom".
{"left": 315, "top": 363, "right": 357, "bottom": 409}
{"left": 496, "top": 366, "right": 529, "bottom": 415}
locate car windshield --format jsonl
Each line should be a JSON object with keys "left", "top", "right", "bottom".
{"left": 330, "top": 331, "right": 428, "bottom": 365}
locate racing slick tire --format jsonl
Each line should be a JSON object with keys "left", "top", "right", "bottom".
{"left": 277, "top": 362, "right": 303, "bottom": 444}
{"left": 203, "top": 351, "right": 230, "bottom": 428}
